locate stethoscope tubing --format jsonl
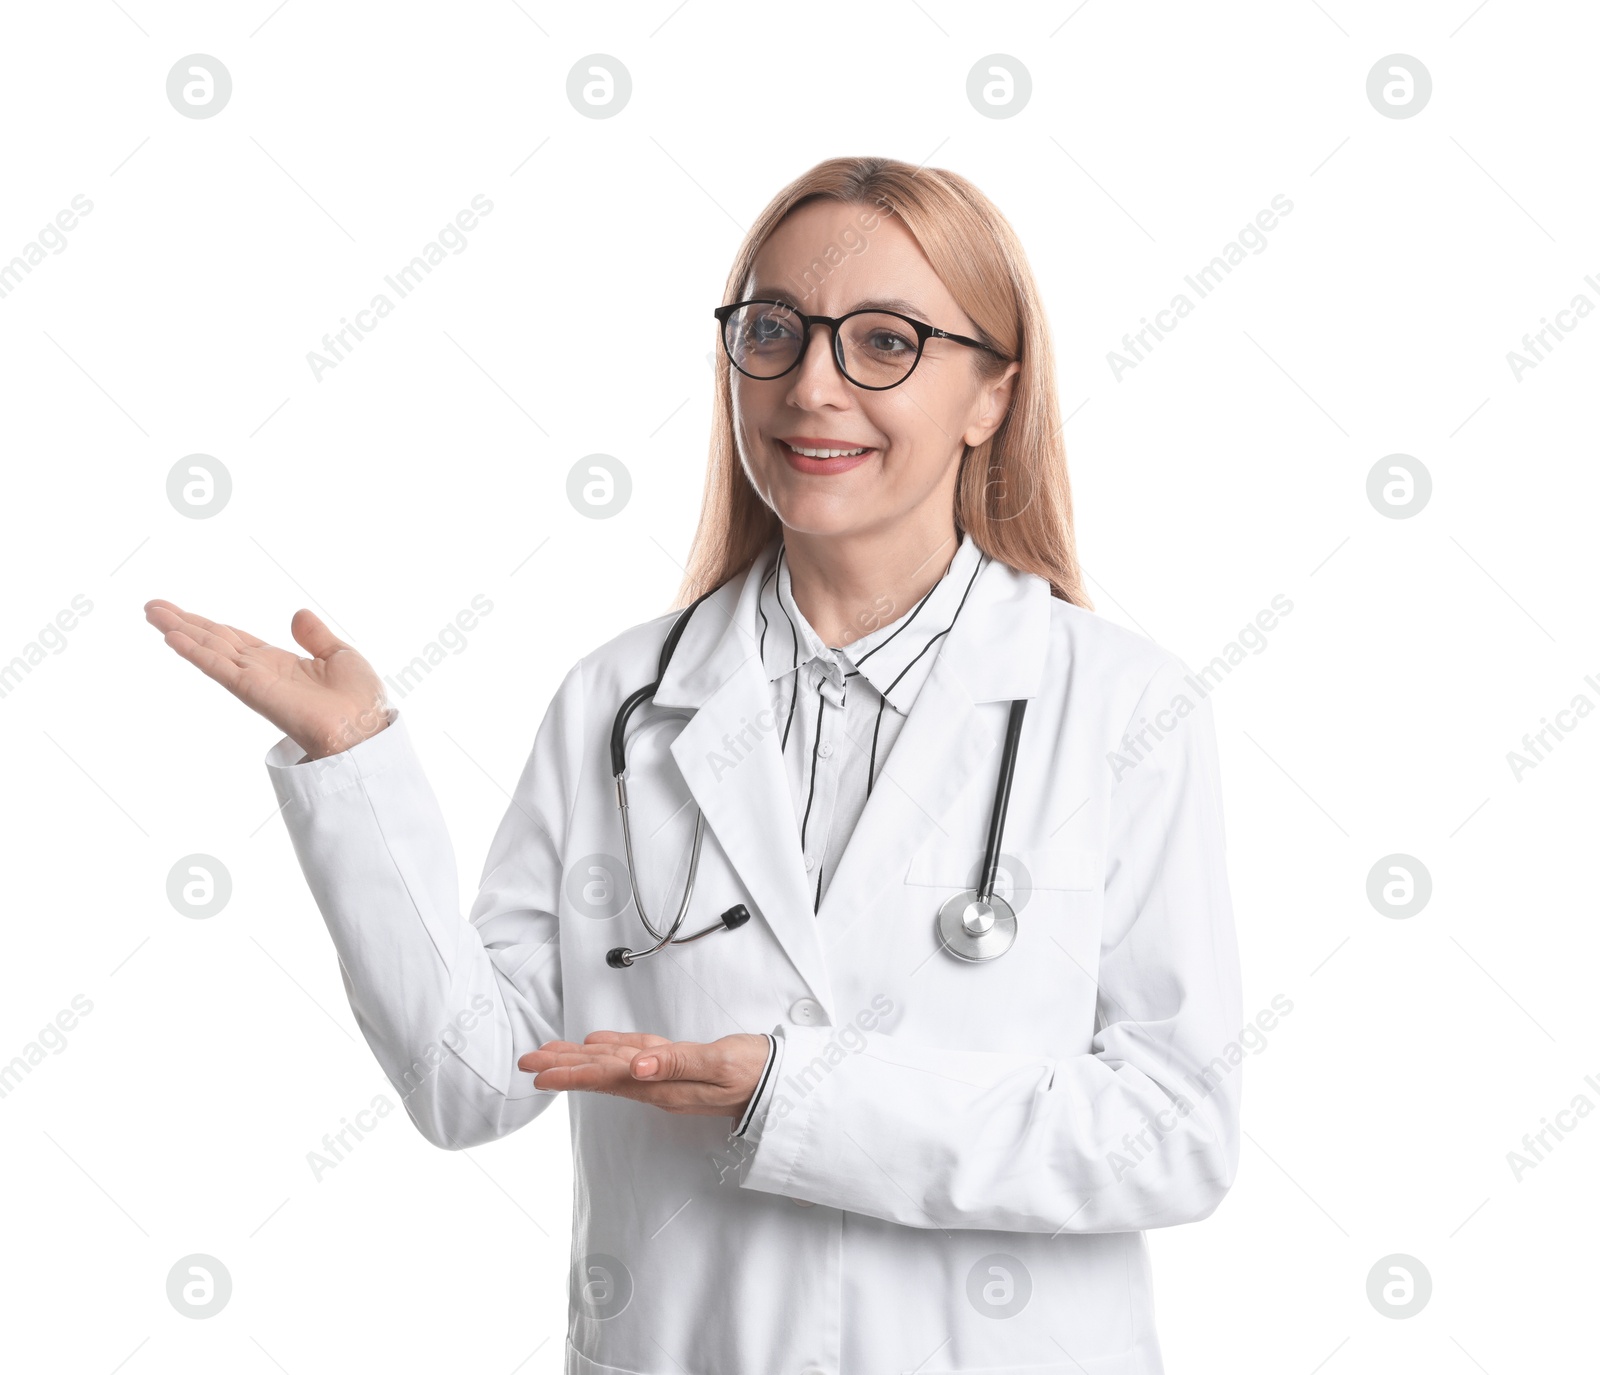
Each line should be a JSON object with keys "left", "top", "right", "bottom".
{"left": 607, "top": 588, "right": 730, "bottom": 967}
{"left": 977, "top": 698, "right": 1028, "bottom": 902}
{"left": 606, "top": 564, "right": 1028, "bottom": 966}
{"left": 614, "top": 783, "right": 725, "bottom": 951}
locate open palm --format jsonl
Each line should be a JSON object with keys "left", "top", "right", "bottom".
{"left": 144, "top": 600, "right": 388, "bottom": 760}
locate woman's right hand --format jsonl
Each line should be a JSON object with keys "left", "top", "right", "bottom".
{"left": 144, "top": 601, "right": 390, "bottom": 761}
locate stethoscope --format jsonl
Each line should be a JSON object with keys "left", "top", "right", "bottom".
{"left": 604, "top": 580, "right": 1030, "bottom": 968}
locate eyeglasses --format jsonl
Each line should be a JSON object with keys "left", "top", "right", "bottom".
{"left": 713, "top": 298, "right": 1007, "bottom": 391}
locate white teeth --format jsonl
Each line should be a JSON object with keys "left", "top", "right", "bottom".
{"left": 786, "top": 442, "right": 869, "bottom": 458}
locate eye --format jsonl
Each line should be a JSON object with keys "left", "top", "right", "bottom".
{"left": 735, "top": 305, "right": 802, "bottom": 352}
{"left": 749, "top": 311, "right": 797, "bottom": 343}
{"left": 862, "top": 325, "right": 914, "bottom": 355}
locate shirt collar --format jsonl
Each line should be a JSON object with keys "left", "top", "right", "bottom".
{"left": 755, "top": 531, "right": 988, "bottom": 717}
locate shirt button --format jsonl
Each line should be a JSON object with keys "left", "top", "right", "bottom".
{"left": 788, "top": 997, "right": 824, "bottom": 1025}
{"left": 817, "top": 741, "right": 833, "bottom": 759}
{"left": 791, "top": 1196, "right": 816, "bottom": 1208}
{"left": 803, "top": 854, "right": 815, "bottom": 872}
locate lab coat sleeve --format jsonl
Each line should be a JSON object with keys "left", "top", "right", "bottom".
{"left": 263, "top": 659, "right": 584, "bottom": 1151}
{"left": 736, "top": 654, "right": 1244, "bottom": 1232}
{"left": 730, "top": 1034, "right": 778, "bottom": 1140}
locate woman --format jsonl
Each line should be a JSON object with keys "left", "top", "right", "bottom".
{"left": 146, "top": 156, "right": 1241, "bottom": 1375}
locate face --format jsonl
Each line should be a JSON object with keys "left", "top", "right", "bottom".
{"left": 728, "top": 199, "right": 1020, "bottom": 543}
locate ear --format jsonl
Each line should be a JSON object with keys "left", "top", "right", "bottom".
{"left": 963, "top": 360, "right": 1022, "bottom": 448}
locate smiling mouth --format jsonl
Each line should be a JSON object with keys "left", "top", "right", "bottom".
{"left": 780, "top": 440, "right": 873, "bottom": 458}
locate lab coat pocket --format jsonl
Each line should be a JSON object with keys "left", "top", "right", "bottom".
{"left": 901, "top": 841, "right": 1104, "bottom": 1051}
{"left": 902, "top": 841, "right": 1101, "bottom": 900}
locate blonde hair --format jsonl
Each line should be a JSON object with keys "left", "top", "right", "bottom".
{"left": 675, "top": 154, "right": 1091, "bottom": 611}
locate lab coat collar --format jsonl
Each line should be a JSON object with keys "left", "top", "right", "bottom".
{"left": 756, "top": 530, "right": 987, "bottom": 719}
{"left": 651, "top": 532, "right": 1052, "bottom": 1012}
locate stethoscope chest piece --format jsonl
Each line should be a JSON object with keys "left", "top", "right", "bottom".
{"left": 935, "top": 889, "right": 1017, "bottom": 962}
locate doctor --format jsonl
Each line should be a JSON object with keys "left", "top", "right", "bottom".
{"left": 145, "top": 155, "right": 1242, "bottom": 1375}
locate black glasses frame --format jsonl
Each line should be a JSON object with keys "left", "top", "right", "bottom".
{"left": 713, "top": 298, "right": 1009, "bottom": 391}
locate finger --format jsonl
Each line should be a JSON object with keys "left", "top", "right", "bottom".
{"left": 165, "top": 604, "right": 268, "bottom": 650}
{"left": 289, "top": 608, "right": 351, "bottom": 661}
{"left": 152, "top": 613, "right": 259, "bottom": 675}
{"left": 521, "top": 1050, "right": 672, "bottom": 1095}
{"left": 144, "top": 602, "right": 238, "bottom": 654}
{"left": 555, "top": 1040, "right": 640, "bottom": 1060}
{"left": 515, "top": 1040, "right": 578, "bottom": 1070}
{"left": 517, "top": 1045, "right": 635, "bottom": 1074}
{"left": 524, "top": 1060, "right": 620, "bottom": 1093}
{"left": 583, "top": 1030, "right": 672, "bottom": 1049}
{"left": 526, "top": 1061, "right": 734, "bottom": 1114}
{"left": 156, "top": 625, "right": 248, "bottom": 694}
{"left": 144, "top": 601, "right": 264, "bottom": 652}
{"left": 632, "top": 1041, "right": 711, "bottom": 1082}
{"left": 145, "top": 599, "right": 199, "bottom": 631}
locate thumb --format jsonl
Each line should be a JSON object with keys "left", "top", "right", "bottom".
{"left": 289, "top": 608, "right": 350, "bottom": 661}
{"left": 632, "top": 1043, "right": 694, "bottom": 1080}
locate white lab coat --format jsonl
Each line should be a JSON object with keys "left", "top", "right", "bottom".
{"left": 266, "top": 542, "right": 1243, "bottom": 1375}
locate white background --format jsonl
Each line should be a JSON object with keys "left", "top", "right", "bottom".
{"left": 2, "top": 1, "right": 1596, "bottom": 1371}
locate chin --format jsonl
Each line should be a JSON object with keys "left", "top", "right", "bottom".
{"left": 768, "top": 497, "right": 875, "bottom": 539}
{"left": 773, "top": 510, "right": 856, "bottom": 537}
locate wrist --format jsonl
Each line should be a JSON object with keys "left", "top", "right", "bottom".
{"left": 300, "top": 709, "right": 391, "bottom": 761}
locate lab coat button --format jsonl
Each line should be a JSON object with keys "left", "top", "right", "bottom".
{"left": 788, "top": 997, "right": 824, "bottom": 1025}
{"left": 790, "top": 1196, "right": 815, "bottom": 1207}
{"left": 817, "top": 741, "right": 834, "bottom": 758}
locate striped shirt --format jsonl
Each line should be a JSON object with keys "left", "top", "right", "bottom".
{"left": 730, "top": 529, "right": 989, "bottom": 1138}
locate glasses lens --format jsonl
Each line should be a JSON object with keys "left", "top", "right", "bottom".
{"left": 723, "top": 302, "right": 804, "bottom": 378}
{"left": 838, "top": 312, "right": 921, "bottom": 387}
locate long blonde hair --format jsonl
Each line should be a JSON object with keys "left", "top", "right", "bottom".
{"left": 675, "top": 154, "right": 1091, "bottom": 611}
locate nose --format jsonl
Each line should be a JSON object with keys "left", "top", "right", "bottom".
{"left": 784, "top": 320, "right": 852, "bottom": 409}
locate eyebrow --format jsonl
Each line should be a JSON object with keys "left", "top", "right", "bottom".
{"left": 747, "top": 286, "right": 932, "bottom": 322}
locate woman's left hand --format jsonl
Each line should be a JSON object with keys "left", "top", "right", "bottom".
{"left": 517, "top": 1031, "right": 770, "bottom": 1126}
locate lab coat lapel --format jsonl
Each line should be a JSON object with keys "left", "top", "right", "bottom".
{"left": 650, "top": 546, "right": 1053, "bottom": 1015}
{"left": 652, "top": 557, "right": 834, "bottom": 1010}
{"left": 815, "top": 554, "right": 1054, "bottom": 947}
